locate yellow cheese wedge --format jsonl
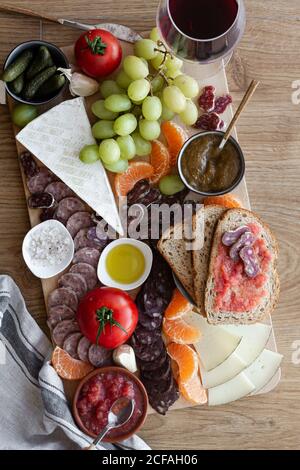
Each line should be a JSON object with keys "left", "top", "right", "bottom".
{"left": 244, "top": 349, "right": 283, "bottom": 393}
{"left": 208, "top": 372, "right": 255, "bottom": 406}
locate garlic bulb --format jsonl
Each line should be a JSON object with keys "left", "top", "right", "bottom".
{"left": 58, "top": 68, "right": 99, "bottom": 97}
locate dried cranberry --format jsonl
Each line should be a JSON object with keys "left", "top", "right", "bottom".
{"left": 198, "top": 86, "right": 216, "bottom": 112}
{"left": 213, "top": 94, "right": 233, "bottom": 114}
{"left": 194, "top": 112, "right": 224, "bottom": 131}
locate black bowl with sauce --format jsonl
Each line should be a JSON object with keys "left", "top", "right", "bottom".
{"left": 178, "top": 131, "right": 245, "bottom": 196}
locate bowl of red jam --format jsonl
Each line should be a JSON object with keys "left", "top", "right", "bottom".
{"left": 73, "top": 367, "right": 148, "bottom": 443}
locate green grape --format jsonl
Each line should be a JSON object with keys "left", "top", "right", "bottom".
{"left": 100, "top": 80, "right": 123, "bottom": 98}
{"left": 132, "top": 131, "right": 152, "bottom": 156}
{"left": 99, "top": 139, "right": 120, "bottom": 164}
{"left": 128, "top": 79, "right": 150, "bottom": 102}
{"left": 173, "top": 74, "right": 200, "bottom": 99}
{"left": 142, "top": 96, "right": 162, "bottom": 121}
{"left": 150, "top": 27, "right": 160, "bottom": 43}
{"left": 123, "top": 55, "right": 149, "bottom": 80}
{"left": 92, "top": 120, "right": 116, "bottom": 140}
{"left": 179, "top": 100, "right": 198, "bottom": 126}
{"left": 104, "top": 94, "right": 132, "bottom": 113}
{"left": 116, "top": 70, "right": 132, "bottom": 89}
{"left": 163, "top": 86, "right": 186, "bottom": 113}
{"left": 150, "top": 74, "right": 164, "bottom": 93}
{"left": 161, "top": 101, "right": 175, "bottom": 121}
{"left": 159, "top": 175, "right": 185, "bottom": 196}
{"left": 165, "top": 56, "right": 183, "bottom": 73}
{"left": 151, "top": 52, "right": 165, "bottom": 70}
{"left": 134, "top": 39, "right": 158, "bottom": 60}
{"left": 91, "top": 100, "right": 119, "bottom": 120}
{"left": 116, "top": 135, "right": 136, "bottom": 160}
{"left": 113, "top": 113, "right": 137, "bottom": 136}
{"left": 104, "top": 159, "right": 129, "bottom": 174}
{"left": 79, "top": 145, "right": 100, "bottom": 164}
{"left": 166, "top": 69, "right": 182, "bottom": 80}
{"left": 139, "top": 119, "right": 161, "bottom": 141}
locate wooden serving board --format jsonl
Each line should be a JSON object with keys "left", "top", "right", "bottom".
{"left": 8, "top": 35, "right": 280, "bottom": 414}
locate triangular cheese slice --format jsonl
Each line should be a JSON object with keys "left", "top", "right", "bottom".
{"left": 17, "top": 97, "right": 123, "bottom": 235}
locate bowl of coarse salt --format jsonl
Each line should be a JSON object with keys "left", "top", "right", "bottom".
{"left": 22, "top": 220, "right": 74, "bottom": 279}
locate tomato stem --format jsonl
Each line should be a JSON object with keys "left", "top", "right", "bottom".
{"left": 85, "top": 35, "right": 107, "bottom": 55}
{"left": 95, "top": 307, "right": 127, "bottom": 345}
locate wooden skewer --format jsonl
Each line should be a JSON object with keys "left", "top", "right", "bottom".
{"left": 0, "top": 4, "right": 59, "bottom": 24}
{"left": 219, "top": 80, "right": 260, "bottom": 150}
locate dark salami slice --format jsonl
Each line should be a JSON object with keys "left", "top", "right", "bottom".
{"left": 142, "top": 357, "right": 171, "bottom": 382}
{"left": 20, "top": 152, "right": 39, "bottom": 178}
{"left": 138, "top": 310, "right": 162, "bottom": 331}
{"left": 143, "top": 369, "right": 174, "bottom": 394}
{"left": 47, "top": 304, "right": 75, "bottom": 328}
{"left": 58, "top": 273, "right": 87, "bottom": 299}
{"left": 63, "top": 332, "right": 83, "bottom": 359}
{"left": 74, "top": 228, "right": 102, "bottom": 251}
{"left": 88, "top": 344, "right": 112, "bottom": 367}
{"left": 66, "top": 211, "right": 93, "bottom": 238}
{"left": 48, "top": 287, "right": 78, "bottom": 312}
{"left": 45, "top": 182, "right": 75, "bottom": 202}
{"left": 134, "top": 326, "right": 161, "bottom": 345}
{"left": 52, "top": 320, "right": 80, "bottom": 348}
{"left": 148, "top": 382, "right": 179, "bottom": 415}
{"left": 40, "top": 207, "right": 56, "bottom": 222}
{"left": 87, "top": 226, "right": 110, "bottom": 249}
{"left": 127, "top": 180, "right": 151, "bottom": 206}
{"left": 139, "top": 349, "right": 168, "bottom": 372}
{"left": 73, "top": 248, "right": 101, "bottom": 268}
{"left": 77, "top": 336, "right": 91, "bottom": 363}
{"left": 28, "top": 192, "right": 55, "bottom": 209}
{"left": 69, "top": 263, "right": 98, "bottom": 290}
{"left": 133, "top": 337, "right": 164, "bottom": 362}
{"left": 27, "top": 168, "right": 54, "bottom": 194}
{"left": 55, "top": 197, "right": 86, "bottom": 224}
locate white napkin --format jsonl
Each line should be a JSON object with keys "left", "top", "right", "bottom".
{"left": 0, "top": 275, "right": 150, "bottom": 450}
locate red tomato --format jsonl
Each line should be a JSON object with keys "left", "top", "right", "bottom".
{"left": 75, "top": 29, "right": 122, "bottom": 78}
{"left": 76, "top": 287, "right": 138, "bottom": 349}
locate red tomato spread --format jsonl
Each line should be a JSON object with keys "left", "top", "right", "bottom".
{"left": 76, "top": 370, "right": 144, "bottom": 439}
{"left": 214, "top": 224, "right": 272, "bottom": 312}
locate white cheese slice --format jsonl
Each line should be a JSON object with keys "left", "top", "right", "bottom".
{"left": 188, "top": 313, "right": 242, "bottom": 371}
{"left": 17, "top": 97, "right": 123, "bottom": 235}
{"left": 200, "top": 323, "right": 272, "bottom": 388}
{"left": 244, "top": 349, "right": 283, "bottom": 393}
{"left": 208, "top": 372, "right": 255, "bottom": 406}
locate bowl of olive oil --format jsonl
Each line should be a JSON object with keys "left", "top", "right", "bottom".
{"left": 98, "top": 238, "right": 153, "bottom": 291}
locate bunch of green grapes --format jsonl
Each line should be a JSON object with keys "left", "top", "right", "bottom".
{"left": 80, "top": 28, "right": 199, "bottom": 174}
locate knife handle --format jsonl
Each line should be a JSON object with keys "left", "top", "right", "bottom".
{"left": 0, "top": 4, "right": 59, "bottom": 24}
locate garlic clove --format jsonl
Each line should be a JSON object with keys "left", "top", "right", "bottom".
{"left": 113, "top": 344, "right": 138, "bottom": 373}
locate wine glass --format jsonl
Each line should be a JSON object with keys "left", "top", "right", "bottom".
{"left": 157, "top": 0, "right": 246, "bottom": 76}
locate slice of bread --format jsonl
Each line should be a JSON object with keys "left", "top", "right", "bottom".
{"left": 158, "top": 220, "right": 197, "bottom": 302}
{"left": 192, "top": 205, "right": 227, "bottom": 314}
{"left": 205, "top": 208, "right": 280, "bottom": 325}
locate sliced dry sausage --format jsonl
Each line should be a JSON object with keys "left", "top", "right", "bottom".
{"left": 66, "top": 211, "right": 93, "bottom": 238}
{"left": 58, "top": 273, "right": 87, "bottom": 299}
{"left": 47, "top": 287, "right": 78, "bottom": 312}
{"left": 72, "top": 248, "right": 101, "bottom": 268}
{"left": 55, "top": 197, "right": 86, "bottom": 224}
{"left": 52, "top": 320, "right": 80, "bottom": 348}
{"left": 74, "top": 228, "right": 102, "bottom": 251}
{"left": 69, "top": 263, "right": 98, "bottom": 290}
{"left": 77, "top": 336, "right": 91, "bottom": 363}
{"left": 45, "top": 182, "right": 75, "bottom": 202}
{"left": 47, "top": 304, "right": 75, "bottom": 329}
{"left": 88, "top": 344, "right": 112, "bottom": 367}
{"left": 27, "top": 168, "right": 54, "bottom": 193}
{"left": 63, "top": 332, "right": 83, "bottom": 359}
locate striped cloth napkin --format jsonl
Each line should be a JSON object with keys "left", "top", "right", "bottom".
{"left": 0, "top": 275, "right": 150, "bottom": 451}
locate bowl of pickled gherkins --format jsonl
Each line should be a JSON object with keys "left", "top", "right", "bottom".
{"left": 2, "top": 40, "right": 69, "bottom": 105}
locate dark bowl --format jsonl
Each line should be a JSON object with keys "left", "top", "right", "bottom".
{"left": 73, "top": 366, "right": 149, "bottom": 443}
{"left": 177, "top": 131, "right": 246, "bottom": 197}
{"left": 3, "top": 40, "right": 69, "bottom": 106}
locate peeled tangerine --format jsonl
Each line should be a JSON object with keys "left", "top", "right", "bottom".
{"left": 163, "top": 316, "right": 201, "bottom": 344}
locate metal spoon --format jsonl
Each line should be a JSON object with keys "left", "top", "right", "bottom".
{"left": 84, "top": 397, "right": 135, "bottom": 450}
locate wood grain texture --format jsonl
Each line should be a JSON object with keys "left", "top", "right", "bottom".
{"left": 0, "top": 0, "right": 300, "bottom": 450}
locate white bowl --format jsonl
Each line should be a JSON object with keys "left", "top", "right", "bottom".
{"left": 98, "top": 238, "right": 153, "bottom": 291}
{"left": 22, "top": 220, "right": 74, "bottom": 279}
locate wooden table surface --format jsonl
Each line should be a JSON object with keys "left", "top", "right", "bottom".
{"left": 0, "top": 0, "right": 299, "bottom": 450}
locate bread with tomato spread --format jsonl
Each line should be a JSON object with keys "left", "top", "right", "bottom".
{"left": 158, "top": 218, "right": 198, "bottom": 303}
{"left": 192, "top": 205, "right": 227, "bottom": 315}
{"left": 205, "top": 209, "right": 280, "bottom": 324}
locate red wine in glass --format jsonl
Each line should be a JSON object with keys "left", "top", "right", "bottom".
{"left": 157, "top": 0, "right": 246, "bottom": 64}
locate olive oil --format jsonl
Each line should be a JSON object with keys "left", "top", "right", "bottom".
{"left": 106, "top": 244, "right": 145, "bottom": 284}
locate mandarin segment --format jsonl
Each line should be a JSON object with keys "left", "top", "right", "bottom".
{"left": 150, "top": 140, "right": 171, "bottom": 184}
{"left": 167, "top": 343, "right": 199, "bottom": 383}
{"left": 179, "top": 373, "right": 208, "bottom": 405}
{"left": 203, "top": 194, "right": 243, "bottom": 209}
{"left": 51, "top": 346, "right": 94, "bottom": 380}
{"left": 161, "top": 121, "right": 188, "bottom": 167}
{"left": 165, "top": 289, "right": 193, "bottom": 320}
{"left": 114, "top": 161, "right": 154, "bottom": 197}
{"left": 163, "top": 317, "right": 202, "bottom": 344}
